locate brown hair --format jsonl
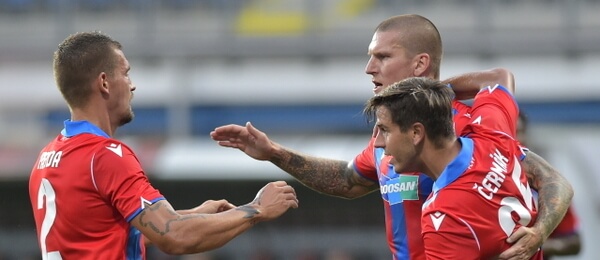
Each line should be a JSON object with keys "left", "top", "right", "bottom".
{"left": 364, "top": 77, "right": 454, "bottom": 147}
{"left": 53, "top": 31, "right": 122, "bottom": 108}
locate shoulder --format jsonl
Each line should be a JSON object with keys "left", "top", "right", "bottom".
{"left": 91, "top": 138, "right": 140, "bottom": 168}
{"left": 95, "top": 138, "right": 135, "bottom": 156}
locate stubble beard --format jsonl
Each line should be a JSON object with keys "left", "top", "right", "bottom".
{"left": 118, "top": 108, "right": 134, "bottom": 127}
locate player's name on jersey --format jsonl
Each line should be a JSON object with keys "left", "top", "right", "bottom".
{"left": 475, "top": 148, "right": 509, "bottom": 200}
{"left": 37, "top": 150, "right": 63, "bottom": 169}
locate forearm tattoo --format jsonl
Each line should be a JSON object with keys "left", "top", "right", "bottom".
{"left": 137, "top": 201, "right": 205, "bottom": 236}
{"left": 524, "top": 151, "right": 573, "bottom": 237}
{"left": 236, "top": 205, "right": 260, "bottom": 219}
{"left": 270, "top": 149, "right": 364, "bottom": 197}
{"left": 236, "top": 205, "right": 260, "bottom": 225}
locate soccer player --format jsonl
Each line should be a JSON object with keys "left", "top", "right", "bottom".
{"left": 210, "top": 15, "right": 573, "bottom": 260}
{"left": 364, "top": 77, "right": 572, "bottom": 259}
{"left": 28, "top": 31, "right": 299, "bottom": 259}
{"left": 517, "top": 112, "right": 582, "bottom": 260}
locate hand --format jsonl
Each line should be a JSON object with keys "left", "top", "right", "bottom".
{"left": 250, "top": 181, "right": 299, "bottom": 221}
{"left": 210, "top": 122, "right": 275, "bottom": 161}
{"left": 191, "top": 199, "right": 236, "bottom": 214}
{"left": 498, "top": 226, "right": 544, "bottom": 260}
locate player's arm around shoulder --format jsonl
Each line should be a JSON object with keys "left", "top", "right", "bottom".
{"left": 522, "top": 150, "right": 573, "bottom": 237}
{"left": 498, "top": 151, "right": 574, "bottom": 260}
{"left": 443, "top": 67, "right": 515, "bottom": 100}
{"left": 132, "top": 181, "right": 298, "bottom": 255}
{"left": 522, "top": 151, "right": 573, "bottom": 234}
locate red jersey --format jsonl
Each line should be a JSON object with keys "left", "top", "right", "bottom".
{"left": 421, "top": 85, "right": 542, "bottom": 259}
{"left": 353, "top": 100, "right": 471, "bottom": 260}
{"left": 29, "top": 120, "right": 165, "bottom": 260}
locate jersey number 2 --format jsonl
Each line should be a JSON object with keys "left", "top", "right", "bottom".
{"left": 37, "top": 178, "right": 63, "bottom": 260}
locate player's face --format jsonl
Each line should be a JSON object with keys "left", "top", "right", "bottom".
{"left": 365, "top": 30, "right": 418, "bottom": 95}
{"left": 373, "top": 106, "right": 418, "bottom": 173}
{"left": 107, "top": 49, "right": 136, "bottom": 127}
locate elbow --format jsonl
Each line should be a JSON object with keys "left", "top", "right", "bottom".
{"left": 560, "top": 172, "right": 575, "bottom": 202}
{"left": 489, "top": 67, "right": 515, "bottom": 92}
{"left": 567, "top": 181, "right": 575, "bottom": 203}
{"left": 343, "top": 192, "right": 365, "bottom": 200}
{"left": 341, "top": 188, "right": 373, "bottom": 200}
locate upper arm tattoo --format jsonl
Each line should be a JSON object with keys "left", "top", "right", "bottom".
{"left": 522, "top": 151, "right": 573, "bottom": 237}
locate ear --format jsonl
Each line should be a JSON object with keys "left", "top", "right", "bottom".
{"left": 411, "top": 122, "right": 426, "bottom": 145}
{"left": 97, "top": 72, "right": 109, "bottom": 95}
{"left": 412, "top": 53, "right": 430, "bottom": 77}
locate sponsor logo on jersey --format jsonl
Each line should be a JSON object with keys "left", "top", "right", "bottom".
{"left": 106, "top": 143, "right": 123, "bottom": 157}
{"left": 487, "top": 84, "right": 500, "bottom": 93}
{"left": 381, "top": 175, "right": 419, "bottom": 205}
{"left": 140, "top": 197, "right": 153, "bottom": 209}
{"left": 472, "top": 115, "right": 482, "bottom": 125}
{"left": 430, "top": 211, "right": 446, "bottom": 231}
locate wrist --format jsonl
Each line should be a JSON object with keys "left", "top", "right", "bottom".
{"left": 236, "top": 204, "right": 262, "bottom": 223}
{"left": 532, "top": 223, "right": 550, "bottom": 244}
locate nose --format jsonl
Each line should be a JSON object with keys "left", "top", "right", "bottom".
{"left": 373, "top": 129, "right": 385, "bottom": 148}
{"left": 365, "top": 57, "right": 376, "bottom": 75}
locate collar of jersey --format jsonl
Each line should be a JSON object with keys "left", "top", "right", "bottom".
{"left": 432, "top": 137, "right": 474, "bottom": 194}
{"left": 61, "top": 120, "right": 110, "bottom": 138}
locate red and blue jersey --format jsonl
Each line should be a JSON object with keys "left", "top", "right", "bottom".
{"left": 29, "top": 120, "right": 165, "bottom": 260}
{"left": 421, "top": 85, "right": 542, "bottom": 259}
{"left": 353, "top": 100, "right": 472, "bottom": 260}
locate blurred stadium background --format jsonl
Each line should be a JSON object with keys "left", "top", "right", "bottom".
{"left": 1, "top": 0, "right": 599, "bottom": 259}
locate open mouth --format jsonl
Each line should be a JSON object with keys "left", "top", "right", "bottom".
{"left": 373, "top": 81, "right": 384, "bottom": 93}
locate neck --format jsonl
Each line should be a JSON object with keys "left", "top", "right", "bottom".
{"left": 70, "top": 103, "right": 114, "bottom": 137}
{"left": 420, "top": 138, "right": 461, "bottom": 180}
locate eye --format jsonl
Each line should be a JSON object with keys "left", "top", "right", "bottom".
{"left": 376, "top": 54, "right": 387, "bottom": 60}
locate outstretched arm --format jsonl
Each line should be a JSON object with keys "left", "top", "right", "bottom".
{"left": 143, "top": 199, "right": 236, "bottom": 246}
{"left": 498, "top": 151, "right": 574, "bottom": 260}
{"left": 443, "top": 67, "right": 515, "bottom": 100}
{"left": 134, "top": 181, "right": 298, "bottom": 255}
{"left": 210, "top": 122, "right": 378, "bottom": 199}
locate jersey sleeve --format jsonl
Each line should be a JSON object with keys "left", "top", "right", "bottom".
{"left": 91, "top": 141, "right": 165, "bottom": 222}
{"left": 422, "top": 212, "right": 481, "bottom": 259}
{"left": 352, "top": 137, "right": 378, "bottom": 182}
{"left": 469, "top": 84, "right": 519, "bottom": 137}
{"left": 451, "top": 100, "right": 472, "bottom": 135}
